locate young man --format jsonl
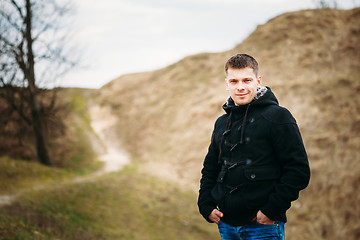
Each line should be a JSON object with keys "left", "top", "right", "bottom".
{"left": 198, "top": 54, "right": 310, "bottom": 240}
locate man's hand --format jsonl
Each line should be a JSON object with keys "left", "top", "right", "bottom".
{"left": 209, "top": 209, "right": 224, "bottom": 224}
{"left": 255, "top": 210, "right": 275, "bottom": 225}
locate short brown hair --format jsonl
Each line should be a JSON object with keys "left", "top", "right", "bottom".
{"left": 225, "top": 54, "right": 259, "bottom": 77}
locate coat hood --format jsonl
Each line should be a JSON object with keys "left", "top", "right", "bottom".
{"left": 222, "top": 86, "right": 279, "bottom": 113}
{"left": 220, "top": 87, "right": 280, "bottom": 149}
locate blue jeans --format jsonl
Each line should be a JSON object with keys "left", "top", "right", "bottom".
{"left": 218, "top": 220, "right": 285, "bottom": 240}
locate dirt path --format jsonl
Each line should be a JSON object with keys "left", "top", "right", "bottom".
{"left": 89, "top": 103, "right": 130, "bottom": 174}
{"left": 0, "top": 103, "right": 130, "bottom": 207}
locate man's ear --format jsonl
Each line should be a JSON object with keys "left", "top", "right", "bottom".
{"left": 257, "top": 76, "right": 262, "bottom": 87}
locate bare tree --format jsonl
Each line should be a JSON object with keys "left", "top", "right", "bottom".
{"left": 313, "top": 0, "right": 338, "bottom": 8}
{"left": 0, "top": 0, "right": 75, "bottom": 165}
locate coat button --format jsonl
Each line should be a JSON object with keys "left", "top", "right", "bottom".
{"left": 245, "top": 137, "right": 250, "bottom": 143}
{"left": 249, "top": 118, "right": 255, "bottom": 123}
{"left": 250, "top": 174, "right": 256, "bottom": 179}
{"left": 246, "top": 159, "right": 252, "bottom": 165}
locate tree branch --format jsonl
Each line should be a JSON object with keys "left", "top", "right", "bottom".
{"left": 0, "top": 9, "right": 23, "bottom": 32}
{"left": 10, "top": 0, "right": 25, "bottom": 19}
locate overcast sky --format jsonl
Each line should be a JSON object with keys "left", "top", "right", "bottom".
{"left": 57, "top": 0, "right": 358, "bottom": 89}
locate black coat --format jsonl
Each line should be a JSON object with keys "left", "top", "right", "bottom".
{"left": 198, "top": 87, "right": 310, "bottom": 226}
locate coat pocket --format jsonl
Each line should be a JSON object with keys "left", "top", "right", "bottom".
{"left": 243, "top": 167, "right": 281, "bottom": 210}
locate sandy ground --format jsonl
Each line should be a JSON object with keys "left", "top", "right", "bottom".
{"left": 0, "top": 103, "right": 130, "bottom": 207}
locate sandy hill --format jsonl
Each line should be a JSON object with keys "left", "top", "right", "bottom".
{"left": 96, "top": 8, "right": 360, "bottom": 239}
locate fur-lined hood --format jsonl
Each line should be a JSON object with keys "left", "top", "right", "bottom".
{"left": 222, "top": 86, "right": 278, "bottom": 113}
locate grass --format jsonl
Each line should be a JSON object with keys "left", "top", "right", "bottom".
{"left": 0, "top": 156, "right": 72, "bottom": 195}
{"left": 0, "top": 163, "right": 218, "bottom": 240}
{"left": 49, "top": 88, "right": 101, "bottom": 171}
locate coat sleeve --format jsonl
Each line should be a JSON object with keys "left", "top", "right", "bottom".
{"left": 197, "top": 119, "right": 222, "bottom": 223}
{"left": 261, "top": 107, "right": 310, "bottom": 221}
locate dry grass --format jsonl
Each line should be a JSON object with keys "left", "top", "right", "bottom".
{"left": 96, "top": 7, "right": 360, "bottom": 239}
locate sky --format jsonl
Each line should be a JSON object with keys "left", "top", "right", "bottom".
{"left": 57, "top": 0, "right": 359, "bottom": 89}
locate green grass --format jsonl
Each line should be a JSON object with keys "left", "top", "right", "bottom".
{"left": 50, "top": 88, "right": 101, "bottom": 172}
{"left": 0, "top": 164, "right": 218, "bottom": 240}
{"left": 61, "top": 88, "right": 94, "bottom": 126}
{"left": 0, "top": 156, "right": 72, "bottom": 195}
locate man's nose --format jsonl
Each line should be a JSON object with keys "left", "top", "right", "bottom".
{"left": 236, "top": 82, "right": 245, "bottom": 90}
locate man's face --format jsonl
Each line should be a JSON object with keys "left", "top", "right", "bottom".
{"left": 225, "top": 67, "right": 261, "bottom": 106}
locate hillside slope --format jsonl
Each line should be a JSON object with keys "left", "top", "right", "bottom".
{"left": 96, "top": 8, "right": 360, "bottom": 239}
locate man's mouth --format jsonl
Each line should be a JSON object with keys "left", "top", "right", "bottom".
{"left": 235, "top": 93, "right": 248, "bottom": 97}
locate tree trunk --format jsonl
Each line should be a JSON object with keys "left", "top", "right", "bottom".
{"left": 30, "top": 98, "right": 52, "bottom": 166}
{"left": 25, "top": 0, "right": 52, "bottom": 166}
